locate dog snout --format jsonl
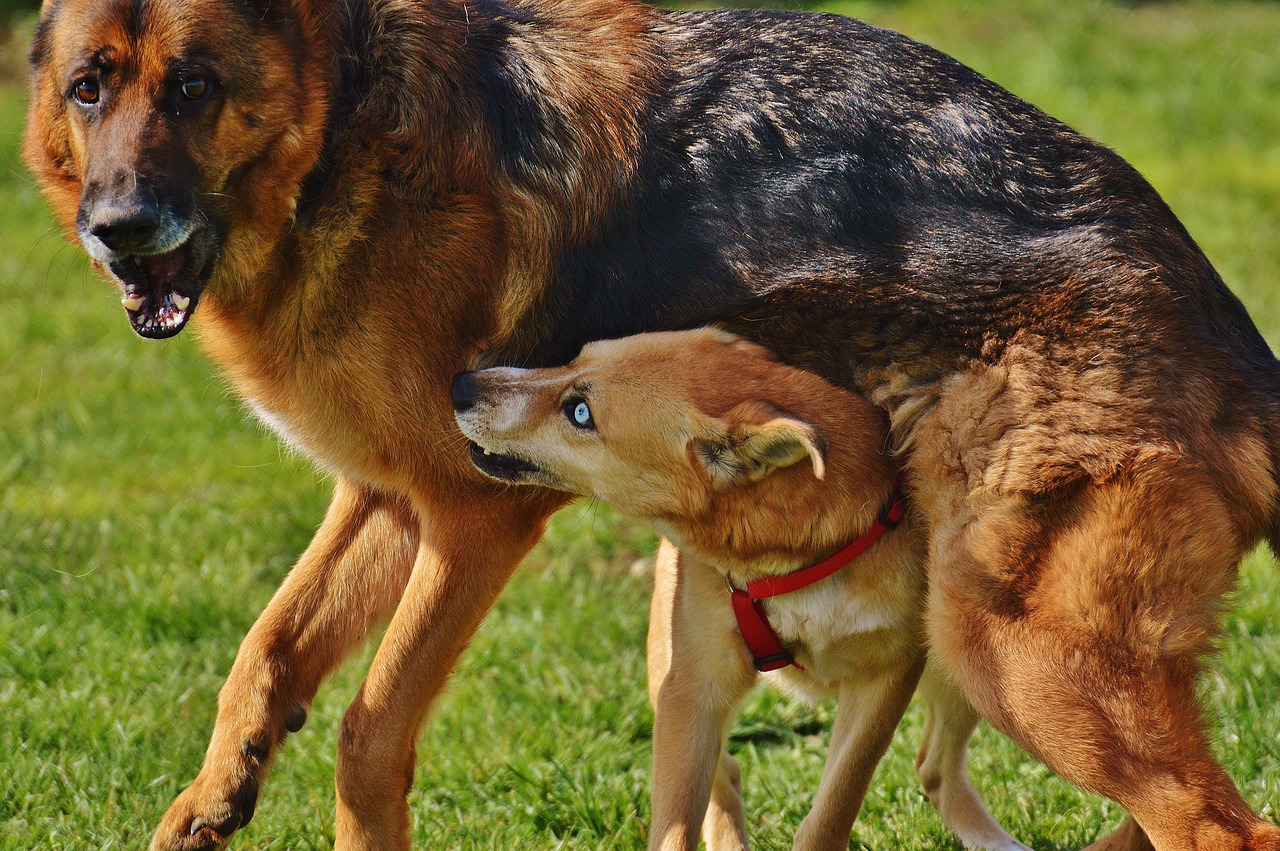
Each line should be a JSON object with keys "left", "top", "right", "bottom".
{"left": 88, "top": 201, "right": 161, "bottom": 252}
{"left": 451, "top": 371, "right": 479, "bottom": 412}
{"left": 80, "top": 181, "right": 166, "bottom": 255}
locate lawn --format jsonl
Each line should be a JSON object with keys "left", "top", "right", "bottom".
{"left": 1, "top": 0, "right": 1278, "bottom": 848}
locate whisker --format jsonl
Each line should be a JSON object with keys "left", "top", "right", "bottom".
{"left": 18, "top": 225, "right": 71, "bottom": 281}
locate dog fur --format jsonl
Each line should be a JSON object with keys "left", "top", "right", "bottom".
{"left": 24, "top": 0, "right": 1280, "bottom": 848}
{"left": 454, "top": 327, "right": 1032, "bottom": 851}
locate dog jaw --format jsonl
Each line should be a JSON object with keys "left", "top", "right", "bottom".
{"left": 106, "top": 228, "right": 221, "bottom": 339}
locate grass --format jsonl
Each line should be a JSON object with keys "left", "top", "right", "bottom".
{"left": 1, "top": 0, "right": 1279, "bottom": 848}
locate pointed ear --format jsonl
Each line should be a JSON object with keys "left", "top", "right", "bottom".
{"left": 693, "top": 403, "right": 828, "bottom": 484}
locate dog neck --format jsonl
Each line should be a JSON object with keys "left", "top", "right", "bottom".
{"left": 663, "top": 461, "right": 902, "bottom": 583}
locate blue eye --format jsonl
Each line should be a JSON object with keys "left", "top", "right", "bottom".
{"left": 565, "top": 399, "right": 595, "bottom": 430}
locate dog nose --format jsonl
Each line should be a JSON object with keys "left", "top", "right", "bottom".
{"left": 89, "top": 203, "right": 161, "bottom": 252}
{"left": 451, "top": 371, "right": 478, "bottom": 412}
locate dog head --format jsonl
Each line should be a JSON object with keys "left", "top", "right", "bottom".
{"left": 24, "top": 0, "right": 329, "bottom": 339}
{"left": 454, "top": 328, "right": 895, "bottom": 563}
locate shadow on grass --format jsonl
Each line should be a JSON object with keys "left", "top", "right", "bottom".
{"left": 728, "top": 717, "right": 826, "bottom": 749}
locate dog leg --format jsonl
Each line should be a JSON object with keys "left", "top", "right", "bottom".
{"left": 647, "top": 541, "right": 750, "bottom": 851}
{"left": 703, "top": 747, "right": 749, "bottom": 851}
{"left": 791, "top": 657, "right": 923, "bottom": 851}
{"left": 1083, "top": 817, "right": 1156, "bottom": 851}
{"left": 649, "top": 547, "right": 757, "bottom": 851}
{"left": 332, "top": 486, "right": 560, "bottom": 851}
{"left": 915, "top": 666, "right": 1030, "bottom": 851}
{"left": 152, "top": 480, "right": 420, "bottom": 851}
{"left": 648, "top": 541, "right": 750, "bottom": 851}
{"left": 923, "top": 469, "right": 1280, "bottom": 851}
{"left": 646, "top": 540, "right": 680, "bottom": 713}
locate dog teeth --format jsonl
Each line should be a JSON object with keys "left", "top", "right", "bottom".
{"left": 172, "top": 293, "right": 190, "bottom": 311}
{"left": 121, "top": 294, "right": 144, "bottom": 311}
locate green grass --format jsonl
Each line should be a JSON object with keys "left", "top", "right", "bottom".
{"left": 2, "top": 1, "right": 1279, "bottom": 847}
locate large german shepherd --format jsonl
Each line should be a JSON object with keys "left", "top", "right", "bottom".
{"left": 24, "top": 0, "right": 1280, "bottom": 849}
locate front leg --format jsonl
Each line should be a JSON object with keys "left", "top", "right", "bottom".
{"left": 793, "top": 657, "right": 924, "bottom": 850}
{"left": 331, "top": 485, "right": 564, "bottom": 851}
{"left": 649, "top": 546, "right": 757, "bottom": 851}
{"left": 152, "top": 479, "right": 421, "bottom": 851}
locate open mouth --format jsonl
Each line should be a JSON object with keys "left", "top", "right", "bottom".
{"left": 467, "top": 441, "right": 543, "bottom": 482}
{"left": 108, "top": 234, "right": 214, "bottom": 340}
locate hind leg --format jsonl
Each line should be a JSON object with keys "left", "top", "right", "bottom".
{"left": 915, "top": 666, "right": 1030, "bottom": 850}
{"left": 924, "top": 467, "right": 1280, "bottom": 851}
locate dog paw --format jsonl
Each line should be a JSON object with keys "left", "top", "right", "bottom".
{"left": 151, "top": 776, "right": 259, "bottom": 851}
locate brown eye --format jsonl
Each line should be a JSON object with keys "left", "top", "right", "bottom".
{"left": 180, "top": 76, "right": 210, "bottom": 100}
{"left": 73, "top": 78, "right": 100, "bottom": 104}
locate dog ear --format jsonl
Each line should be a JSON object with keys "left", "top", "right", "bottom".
{"left": 694, "top": 402, "right": 828, "bottom": 484}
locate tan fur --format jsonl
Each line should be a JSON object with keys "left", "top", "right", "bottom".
{"left": 23, "top": 0, "right": 655, "bottom": 848}
{"left": 902, "top": 343, "right": 1280, "bottom": 851}
{"left": 456, "top": 328, "right": 1031, "bottom": 850}
{"left": 25, "top": 0, "right": 1280, "bottom": 847}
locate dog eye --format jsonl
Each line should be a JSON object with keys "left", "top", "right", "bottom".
{"left": 72, "top": 78, "right": 100, "bottom": 105}
{"left": 180, "top": 76, "right": 211, "bottom": 100}
{"left": 564, "top": 399, "right": 595, "bottom": 430}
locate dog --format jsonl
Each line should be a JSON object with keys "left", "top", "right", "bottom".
{"left": 453, "top": 326, "right": 1032, "bottom": 851}
{"left": 24, "top": 0, "right": 1280, "bottom": 848}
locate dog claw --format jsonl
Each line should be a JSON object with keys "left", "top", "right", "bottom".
{"left": 187, "top": 811, "right": 241, "bottom": 840}
{"left": 156, "top": 779, "right": 256, "bottom": 851}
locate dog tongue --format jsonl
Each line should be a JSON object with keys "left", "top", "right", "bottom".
{"left": 142, "top": 248, "right": 186, "bottom": 287}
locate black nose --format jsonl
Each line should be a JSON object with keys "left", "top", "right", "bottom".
{"left": 451, "top": 371, "right": 478, "bottom": 413}
{"left": 89, "top": 203, "right": 161, "bottom": 252}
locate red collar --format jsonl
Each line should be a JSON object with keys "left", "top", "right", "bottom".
{"left": 727, "top": 476, "right": 907, "bottom": 673}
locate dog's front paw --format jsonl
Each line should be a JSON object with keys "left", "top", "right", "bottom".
{"left": 151, "top": 774, "right": 259, "bottom": 851}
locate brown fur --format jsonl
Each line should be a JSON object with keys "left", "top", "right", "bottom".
{"left": 24, "top": 0, "right": 1280, "bottom": 848}
{"left": 455, "top": 328, "right": 1033, "bottom": 851}
{"left": 24, "top": 0, "right": 652, "bottom": 847}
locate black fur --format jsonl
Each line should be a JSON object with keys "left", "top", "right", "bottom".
{"left": 487, "top": 9, "right": 1274, "bottom": 413}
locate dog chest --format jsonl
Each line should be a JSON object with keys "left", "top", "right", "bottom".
{"left": 757, "top": 555, "right": 925, "bottom": 693}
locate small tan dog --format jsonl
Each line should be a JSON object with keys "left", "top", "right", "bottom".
{"left": 452, "top": 327, "right": 1027, "bottom": 851}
